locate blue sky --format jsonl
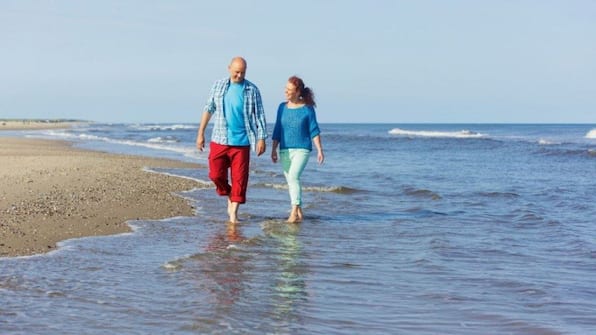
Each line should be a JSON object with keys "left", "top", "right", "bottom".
{"left": 1, "top": 1, "right": 595, "bottom": 123}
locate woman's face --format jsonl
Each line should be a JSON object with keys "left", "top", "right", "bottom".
{"left": 285, "top": 82, "right": 299, "bottom": 101}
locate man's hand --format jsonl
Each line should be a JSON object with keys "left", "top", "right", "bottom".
{"left": 196, "top": 135, "right": 205, "bottom": 151}
{"left": 256, "top": 139, "right": 266, "bottom": 156}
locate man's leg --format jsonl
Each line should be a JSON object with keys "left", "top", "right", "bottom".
{"left": 228, "top": 146, "right": 250, "bottom": 223}
{"left": 209, "top": 142, "right": 232, "bottom": 196}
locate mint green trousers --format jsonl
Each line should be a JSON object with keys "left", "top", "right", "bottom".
{"left": 280, "top": 148, "right": 310, "bottom": 206}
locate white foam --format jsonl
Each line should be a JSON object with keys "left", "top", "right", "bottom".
{"left": 261, "top": 182, "right": 288, "bottom": 190}
{"left": 162, "top": 262, "right": 182, "bottom": 271}
{"left": 142, "top": 167, "right": 212, "bottom": 186}
{"left": 586, "top": 129, "right": 596, "bottom": 139}
{"left": 388, "top": 128, "right": 485, "bottom": 138}
{"left": 147, "top": 136, "right": 180, "bottom": 143}
{"left": 72, "top": 135, "right": 195, "bottom": 159}
{"left": 129, "top": 124, "right": 196, "bottom": 131}
{"left": 30, "top": 129, "right": 104, "bottom": 141}
{"left": 538, "top": 138, "right": 559, "bottom": 145}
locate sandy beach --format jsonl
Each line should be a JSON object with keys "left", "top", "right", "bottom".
{"left": 0, "top": 133, "right": 203, "bottom": 257}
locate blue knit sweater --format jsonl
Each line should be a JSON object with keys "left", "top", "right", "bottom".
{"left": 272, "top": 103, "right": 320, "bottom": 151}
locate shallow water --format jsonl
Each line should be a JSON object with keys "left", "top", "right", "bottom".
{"left": 1, "top": 123, "right": 596, "bottom": 334}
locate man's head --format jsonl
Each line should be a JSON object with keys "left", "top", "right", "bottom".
{"left": 228, "top": 57, "right": 247, "bottom": 83}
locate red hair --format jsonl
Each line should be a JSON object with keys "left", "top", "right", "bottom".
{"left": 288, "top": 76, "right": 316, "bottom": 107}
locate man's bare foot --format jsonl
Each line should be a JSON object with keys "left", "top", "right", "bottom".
{"left": 228, "top": 198, "right": 240, "bottom": 223}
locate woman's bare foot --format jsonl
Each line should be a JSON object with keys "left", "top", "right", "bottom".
{"left": 287, "top": 206, "right": 302, "bottom": 223}
{"left": 296, "top": 206, "right": 303, "bottom": 222}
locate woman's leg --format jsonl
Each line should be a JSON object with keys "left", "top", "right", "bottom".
{"left": 280, "top": 149, "right": 310, "bottom": 222}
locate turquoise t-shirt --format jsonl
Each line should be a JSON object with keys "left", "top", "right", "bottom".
{"left": 224, "top": 82, "right": 249, "bottom": 146}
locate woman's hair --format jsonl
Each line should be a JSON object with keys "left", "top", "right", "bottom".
{"left": 288, "top": 75, "right": 316, "bottom": 107}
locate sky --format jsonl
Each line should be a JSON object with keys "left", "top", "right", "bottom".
{"left": 1, "top": 0, "right": 595, "bottom": 124}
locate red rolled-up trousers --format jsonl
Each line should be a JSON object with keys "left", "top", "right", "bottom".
{"left": 208, "top": 142, "right": 250, "bottom": 204}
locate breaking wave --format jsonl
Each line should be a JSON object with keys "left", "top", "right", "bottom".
{"left": 257, "top": 183, "right": 362, "bottom": 194}
{"left": 388, "top": 128, "right": 485, "bottom": 138}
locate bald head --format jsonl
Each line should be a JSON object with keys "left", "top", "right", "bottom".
{"left": 228, "top": 57, "right": 247, "bottom": 83}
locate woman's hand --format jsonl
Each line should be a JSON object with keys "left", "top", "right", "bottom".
{"left": 317, "top": 150, "right": 325, "bottom": 165}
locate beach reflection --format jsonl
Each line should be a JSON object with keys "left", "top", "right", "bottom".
{"left": 265, "top": 222, "right": 308, "bottom": 325}
{"left": 198, "top": 222, "right": 249, "bottom": 307}
{"left": 183, "top": 218, "right": 311, "bottom": 333}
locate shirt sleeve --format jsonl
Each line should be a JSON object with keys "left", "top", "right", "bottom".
{"left": 253, "top": 87, "right": 268, "bottom": 140}
{"left": 203, "top": 80, "right": 218, "bottom": 114}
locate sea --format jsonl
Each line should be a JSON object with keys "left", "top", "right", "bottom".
{"left": 1, "top": 123, "right": 595, "bottom": 335}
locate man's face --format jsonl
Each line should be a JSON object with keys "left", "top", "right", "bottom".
{"left": 228, "top": 61, "right": 246, "bottom": 83}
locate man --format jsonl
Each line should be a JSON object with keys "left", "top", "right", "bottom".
{"left": 196, "top": 56, "right": 267, "bottom": 223}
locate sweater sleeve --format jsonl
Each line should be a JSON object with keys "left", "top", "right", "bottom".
{"left": 272, "top": 103, "right": 284, "bottom": 141}
{"left": 308, "top": 106, "right": 321, "bottom": 138}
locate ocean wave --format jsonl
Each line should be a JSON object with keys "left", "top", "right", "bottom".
{"left": 129, "top": 124, "right": 196, "bottom": 131}
{"left": 257, "top": 183, "right": 361, "bottom": 194}
{"left": 35, "top": 129, "right": 104, "bottom": 141}
{"left": 538, "top": 147, "right": 596, "bottom": 159}
{"left": 103, "top": 138, "right": 196, "bottom": 156}
{"left": 403, "top": 187, "right": 442, "bottom": 200}
{"left": 388, "top": 128, "right": 485, "bottom": 138}
{"left": 147, "top": 136, "right": 180, "bottom": 143}
{"left": 34, "top": 129, "right": 198, "bottom": 157}
{"left": 537, "top": 138, "right": 560, "bottom": 145}
{"left": 143, "top": 167, "right": 212, "bottom": 187}
{"left": 303, "top": 185, "right": 361, "bottom": 194}
{"left": 586, "top": 129, "right": 596, "bottom": 139}
{"left": 476, "top": 191, "right": 520, "bottom": 199}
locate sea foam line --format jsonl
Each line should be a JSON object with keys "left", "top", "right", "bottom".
{"left": 388, "top": 128, "right": 485, "bottom": 138}
{"left": 586, "top": 129, "right": 596, "bottom": 139}
{"left": 143, "top": 167, "right": 211, "bottom": 186}
{"left": 36, "top": 129, "right": 197, "bottom": 157}
{"left": 258, "top": 183, "right": 361, "bottom": 194}
{"left": 129, "top": 124, "right": 197, "bottom": 131}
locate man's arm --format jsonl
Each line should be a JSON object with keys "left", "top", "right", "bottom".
{"left": 196, "top": 111, "right": 212, "bottom": 151}
{"left": 253, "top": 87, "right": 267, "bottom": 156}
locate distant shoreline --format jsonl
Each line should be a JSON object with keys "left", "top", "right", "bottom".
{"left": 0, "top": 119, "right": 89, "bottom": 131}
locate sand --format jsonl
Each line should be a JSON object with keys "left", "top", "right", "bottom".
{"left": 0, "top": 134, "right": 205, "bottom": 258}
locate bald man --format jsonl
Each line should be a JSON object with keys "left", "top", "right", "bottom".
{"left": 196, "top": 57, "right": 268, "bottom": 223}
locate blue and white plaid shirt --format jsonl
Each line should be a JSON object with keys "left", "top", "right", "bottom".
{"left": 203, "top": 77, "right": 268, "bottom": 151}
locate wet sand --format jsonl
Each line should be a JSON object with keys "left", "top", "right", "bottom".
{"left": 0, "top": 136, "right": 203, "bottom": 257}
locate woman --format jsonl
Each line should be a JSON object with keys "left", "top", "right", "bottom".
{"left": 271, "top": 76, "right": 324, "bottom": 223}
